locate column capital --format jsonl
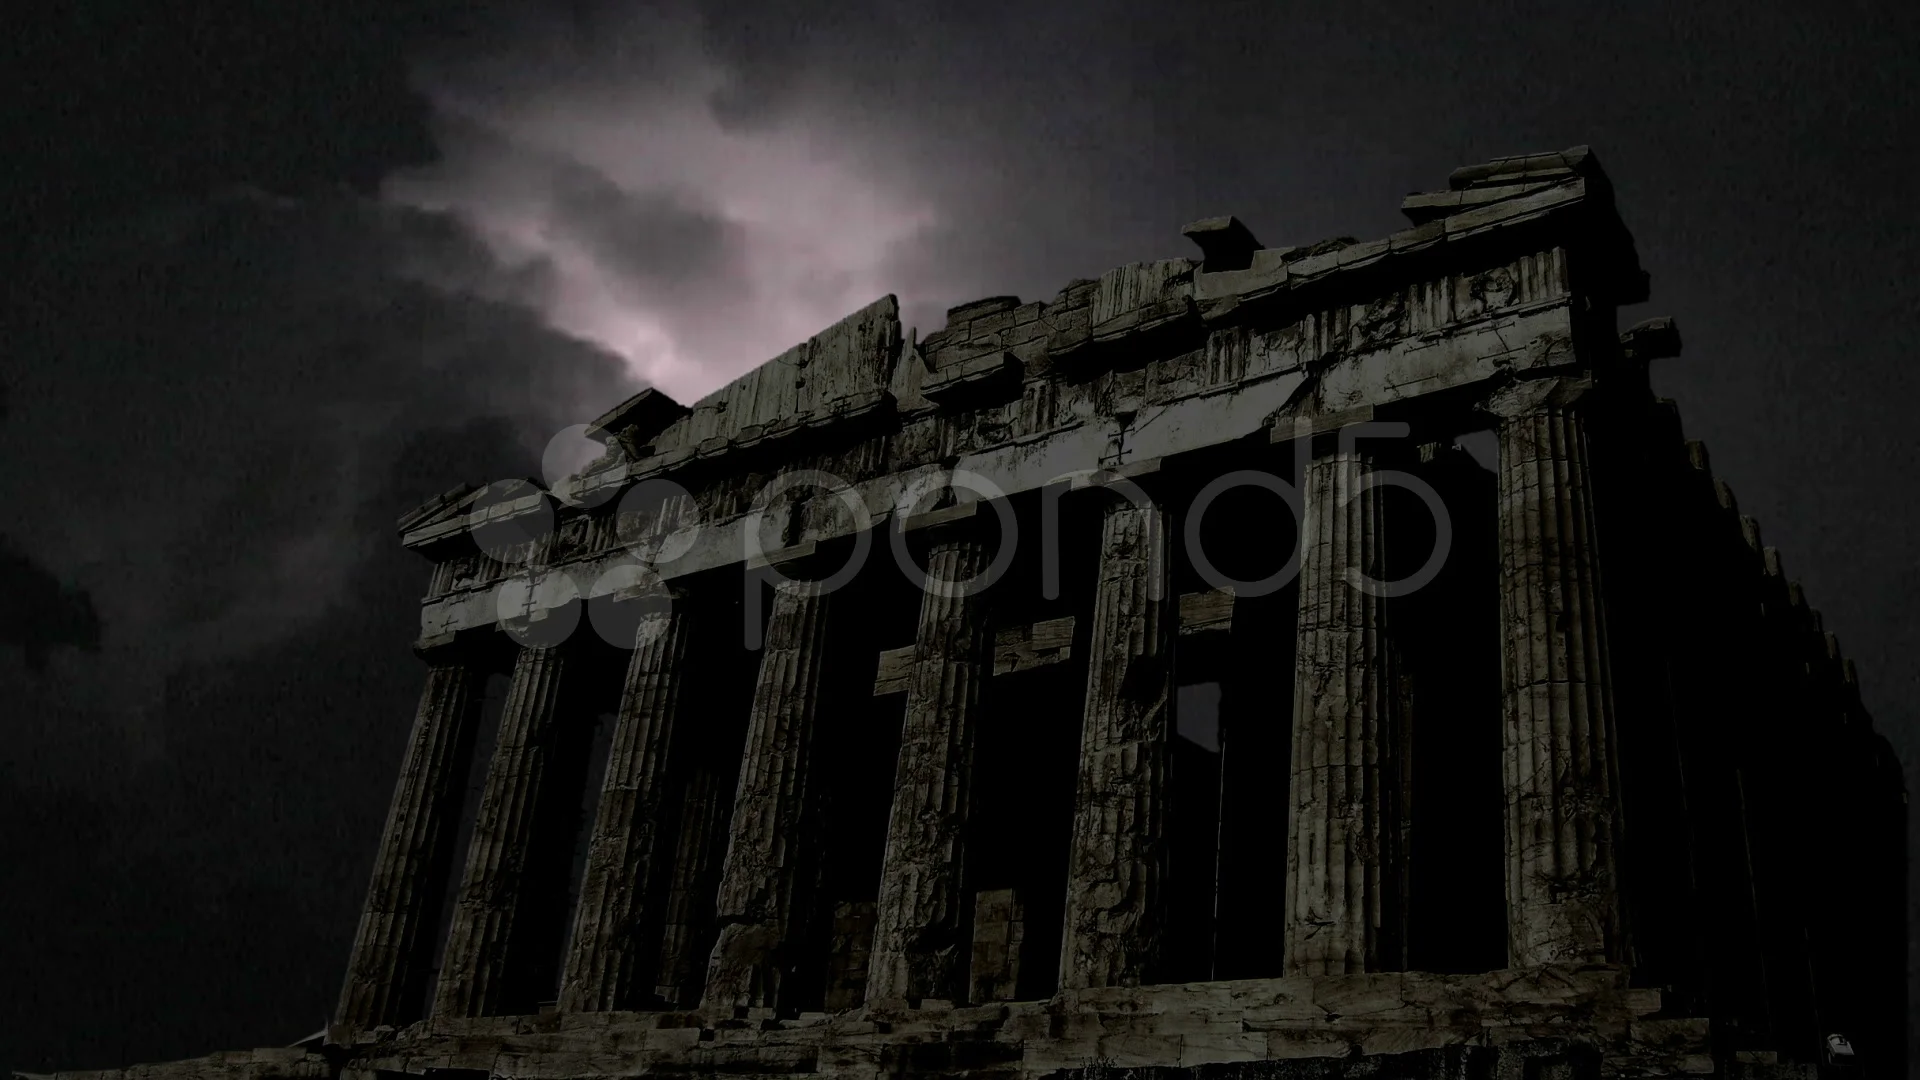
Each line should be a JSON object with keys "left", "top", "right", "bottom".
{"left": 1478, "top": 374, "right": 1595, "bottom": 420}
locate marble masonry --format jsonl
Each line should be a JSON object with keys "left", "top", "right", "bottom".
{"left": 26, "top": 148, "right": 1906, "bottom": 1080}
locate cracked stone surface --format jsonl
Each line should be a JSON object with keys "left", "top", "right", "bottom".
{"left": 1284, "top": 451, "right": 1400, "bottom": 977}
{"left": 1059, "top": 498, "right": 1174, "bottom": 990}
{"left": 867, "top": 538, "right": 994, "bottom": 1004}
{"left": 1487, "top": 383, "right": 1624, "bottom": 968}
{"left": 47, "top": 147, "right": 1906, "bottom": 1080}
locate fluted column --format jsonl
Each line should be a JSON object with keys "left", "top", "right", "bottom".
{"left": 654, "top": 766, "right": 732, "bottom": 1005}
{"left": 555, "top": 595, "right": 692, "bottom": 1012}
{"left": 1058, "top": 498, "right": 1174, "bottom": 989}
{"left": 1283, "top": 450, "right": 1398, "bottom": 976}
{"left": 433, "top": 643, "right": 574, "bottom": 1018}
{"left": 1489, "top": 378, "right": 1625, "bottom": 968}
{"left": 866, "top": 538, "right": 993, "bottom": 1003}
{"left": 702, "top": 582, "right": 833, "bottom": 1011}
{"left": 334, "top": 647, "right": 487, "bottom": 1033}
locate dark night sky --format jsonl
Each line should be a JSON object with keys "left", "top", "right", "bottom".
{"left": 3, "top": 1, "right": 1916, "bottom": 1074}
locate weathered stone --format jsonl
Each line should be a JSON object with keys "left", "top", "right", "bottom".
{"left": 1284, "top": 451, "right": 1400, "bottom": 976}
{"left": 556, "top": 593, "right": 693, "bottom": 1012}
{"left": 868, "top": 538, "right": 994, "bottom": 1004}
{"left": 433, "top": 643, "right": 581, "bottom": 1019}
{"left": 653, "top": 765, "right": 732, "bottom": 1006}
{"left": 1484, "top": 378, "right": 1624, "bottom": 968}
{"left": 65, "top": 147, "right": 1906, "bottom": 1080}
{"left": 702, "top": 583, "right": 833, "bottom": 1011}
{"left": 969, "top": 888, "right": 1026, "bottom": 1004}
{"left": 1059, "top": 498, "right": 1174, "bottom": 989}
{"left": 334, "top": 648, "right": 489, "bottom": 1034}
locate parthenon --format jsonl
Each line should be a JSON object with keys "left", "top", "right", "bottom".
{"left": 29, "top": 148, "right": 1907, "bottom": 1079}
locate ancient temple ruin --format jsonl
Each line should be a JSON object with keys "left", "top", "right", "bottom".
{"left": 29, "top": 148, "right": 1907, "bottom": 1079}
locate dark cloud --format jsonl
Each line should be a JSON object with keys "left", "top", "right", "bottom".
{"left": 1, "top": 187, "right": 634, "bottom": 779}
{"left": 0, "top": 173, "right": 640, "bottom": 1071}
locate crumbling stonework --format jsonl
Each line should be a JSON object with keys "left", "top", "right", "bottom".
{"left": 556, "top": 596, "right": 693, "bottom": 1013}
{"left": 866, "top": 537, "right": 994, "bottom": 1005}
{"left": 27, "top": 147, "right": 1906, "bottom": 1080}
{"left": 1285, "top": 451, "right": 1398, "bottom": 977}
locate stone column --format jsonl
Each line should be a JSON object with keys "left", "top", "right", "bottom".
{"left": 1488, "top": 378, "right": 1625, "bottom": 968}
{"left": 702, "top": 582, "right": 833, "bottom": 1011}
{"left": 1059, "top": 498, "right": 1174, "bottom": 989}
{"left": 555, "top": 594, "right": 692, "bottom": 1012}
{"left": 654, "top": 766, "right": 732, "bottom": 1005}
{"left": 1283, "top": 450, "right": 1399, "bottom": 976}
{"left": 433, "top": 643, "right": 574, "bottom": 1018}
{"left": 866, "top": 538, "right": 993, "bottom": 1004}
{"left": 334, "top": 645, "right": 487, "bottom": 1033}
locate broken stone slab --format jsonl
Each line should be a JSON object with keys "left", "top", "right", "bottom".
{"left": 992, "top": 615, "right": 1076, "bottom": 675}
{"left": 1620, "top": 315, "right": 1683, "bottom": 363}
{"left": 1399, "top": 179, "right": 1567, "bottom": 225}
{"left": 1447, "top": 145, "right": 1597, "bottom": 191}
{"left": 1442, "top": 178, "right": 1588, "bottom": 241}
{"left": 585, "top": 387, "right": 691, "bottom": 460}
{"left": 1177, "top": 587, "right": 1234, "bottom": 636}
{"left": 1192, "top": 247, "right": 1289, "bottom": 306}
{"left": 946, "top": 295, "right": 1023, "bottom": 325}
{"left": 919, "top": 347, "right": 1023, "bottom": 407}
{"left": 1181, "top": 215, "right": 1264, "bottom": 273}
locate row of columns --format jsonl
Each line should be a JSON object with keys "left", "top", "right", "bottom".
{"left": 334, "top": 382, "right": 1627, "bottom": 1035}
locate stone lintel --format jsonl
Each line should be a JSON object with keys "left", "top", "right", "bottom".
{"left": 992, "top": 615, "right": 1076, "bottom": 676}
{"left": 874, "top": 614, "right": 1080, "bottom": 694}
{"left": 872, "top": 645, "right": 915, "bottom": 696}
{"left": 1177, "top": 587, "right": 1235, "bottom": 636}
{"left": 1067, "top": 457, "right": 1163, "bottom": 489}
{"left": 744, "top": 539, "right": 817, "bottom": 571}
{"left": 1270, "top": 405, "right": 1376, "bottom": 445}
{"left": 899, "top": 500, "right": 979, "bottom": 534}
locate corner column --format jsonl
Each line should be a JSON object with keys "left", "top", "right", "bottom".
{"left": 1488, "top": 378, "right": 1625, "bottom": 967}
{"left": 702, "top": 581, "right": 833, "bottom": 1011}
{"left": 1058, "top": 496, "right": 1174, "bottom": 989}
{"left": 433, "top": 642, "right": 575, "bottom": 1018}
{"left": 1283, "top": 448, "right": 1400, "bottom": 976}
{"left": 334, "top": 640, "right": 488, "bottom": 1034}
{"left": 866, "top": 537, "right": 994, "bottom": 1003}
{"left": 556, "top": 590, "right": 692, "bottom": 1012}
